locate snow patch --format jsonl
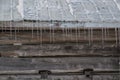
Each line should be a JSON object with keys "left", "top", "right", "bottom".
{"left": 66, "top": 0, "right": 74, "bottom": 15}
{"left": 17, "top": 0, "right": 24, "bottom": 18}
{"left": 66, "top": 0, "right": 70, "bottom": 3}
{"left": 69, "top": 5, "right": 74, "bottom": 15}
{"left": 114, "top": 0, "right": 120, "bottom": 10}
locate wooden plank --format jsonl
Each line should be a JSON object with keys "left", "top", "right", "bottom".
{"left": 0, "top": 28, "right": 119, "bottom": 45}
{"left": 0, "top": 44, "right": 119, "bottom": 57}
{"left": 0, "top": 69, "right": 119, "bottom": 75}
{"left": 0, "top": 75, "right": 119, "bottom": 80}
{"left": 0, "top": 57, "right": 119, "bottom": 70}
{"left": 0, "top": 26, "right": 118, "bottom": 30}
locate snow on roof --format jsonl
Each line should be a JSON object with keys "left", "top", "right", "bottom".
{"left": 0, "top": 0, "right": 120, "bottom": 27}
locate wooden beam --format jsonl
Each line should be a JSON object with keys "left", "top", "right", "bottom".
{"left": 0, "top": 28, "right": 119, "bottom": 45}
{"left": 0, "top": 44, "right": 119, "bottom": 58}
{"left": 0, "top": 69, "right": 119, "bottom": 75}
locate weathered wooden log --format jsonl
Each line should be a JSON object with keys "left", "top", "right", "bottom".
{"left": 0, "top": 44, "right": 119, "bottom": 58}
{"left": 0, "top": 57, "right": 118, "bottom": 70}
{"left": 0, "top": 28, "right": 119, "bottom": 45}
{"left": 0, "top": 69, "right": 119, "bottom": 75}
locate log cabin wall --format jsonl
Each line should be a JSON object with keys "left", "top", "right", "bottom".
{"left": 0, "top": 25, "right": 119, "bottom": 80}
{"left": 0, "top": 0, "right": 120, "bottom": 80}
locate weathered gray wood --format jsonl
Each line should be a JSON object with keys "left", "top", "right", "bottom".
{"left": 0, "top": 43, "right": 119, "bottom": 57}
{"left": 0, "top": 69, "right": 119, "bottom": 75}
{"left": 0, "top": 70, "right": 38, "bottom": 75}
{"left": 0, "top": 57, "right": 119, "bottom": 70}
{"left": 0, "top": 27, "right": 119, "bottom": 80}
{"left": 0, "top": 75, "right": 119, "bottom": 80}
{"left": 0, "top": 28, "right": 119, "bottom": 45}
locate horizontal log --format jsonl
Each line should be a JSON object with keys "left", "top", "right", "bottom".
{"left": 0, "top": 44, "right": 119, "bottom": 58}
{"left": 0, "top": 26, "right": 119, "bottom": 30}
{"left": 18, "top": 54, "right": 120, "bottom": 58}
{"left": 0, "top": 69, "right": 119, "bottom": 75}
{"left": 0, "top": 70, "right": 38, "bottom": 75}
{"left": 0, "top": 28, "right": 119, "bottom": 45}
{"left": 0, "top": 57, "right": 119, "bottom": 70}
{"left": 0, "top": 75, "right": 119, "bottom": 80}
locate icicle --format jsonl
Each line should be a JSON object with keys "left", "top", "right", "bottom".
{"left": 40, "top": 21, "right": 43, "bottom": 46}
{"left": 17, "top": 22, "right": 19, "bottom": 33}
{"left": 36, "top": 0, "right": 39, "bottom": 40}
{"left": 68, "top": 23, "right": 70, "bottom": 41}
{"left": 70, "top": 23, "right": 72, "bottom": 41}
{"left": 102, "top": 27, "right": 104, "bottom": 48}
{"left": 119, "top": 28, "right": 120, "bottom": 46}
{"left": 88, "top": 27, "right": 91, "bottom": 46}
{"left": 37, "top": 0, "right": 44, "bottom": 48}
{"left": 50, "top": 21, "right": 52, "bottom": 43}
{"left": 67, "top": 23, "right": 70, "bottom": 41}
{"left": 65, "top": 24, "right": 67, "bottom": 42}
{"left": 36, "top": 21, "right": 39, "bottom": 40}
{"left": 68, "top": 25, "right": 70, "bottom": 42}
{"left": 104, "top": 27, "right": 107, "bottom": 45}
{"left": 31, "top": 16, "right": 34, "bottom": 38}
{"left": 83, "top": 27, "right": 86, "bottom": 41}
{"left": 52, "top": 22, "right": 55, "bottom": 43}
{"left": 91, "top": 27, "right": 93, "bottom": 45}
{"left": 22, "top": 0, "right": 24, "bottom": 32}
{"left": 1, "top": 1, "right": 3, "bottom": 33}
{"left": 78, "top": 24, "right": 81, "bottom": 43}
{"left": 89, "top": 27, "right": 93, "bottom": 46}
{"left": 107, "top": 28, "right": 109, "bottom": 38}
{"left": 62, "top": 23, "right": 65, "bottom": 42}
{"left": 10, "top": 0, "right": 13, "bottom": 39}
{"left": 22, "top": 2, "right": 24, "bottom": 31}
{"left": 13, "top": 1, "right": 17, "bottom": 41}
{"left": 15, "top": 25, "right": 17, "bottom": 41}
{"left": 31, "top": 1, "right": 35, "bottom": 39}
{"left": 115, "top": 27, "right": 118, "bottom": 47}
{"left": 75, "top": 22, "right": 78, "bottom": 44}
{"left": 3, "top": 0, "right": 5, "bottom": 33}
{"left": 68, "top": 24, "right": 72, "bottom": 41}
{"left": 66, "top": 26, "right": 69, "bottom": 41}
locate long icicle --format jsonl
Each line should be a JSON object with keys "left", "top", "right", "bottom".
{"left": 88, "top": 27, "right": 91, "bottom": 46}
{"left": 104, "top": 27, "right": 107, "bottom": 48}
{"left": 1, "top": 1, "right": 3, "bottom": 33}
{"left": 31, "top": 1, "right": 34, "bottom": 39}
{"left": 75, "top": 22, "right": 78, "bottom": 45}
{"left": 40, "top": 21, "right": 43, "bottom": 46}
{"left": 49, "top": 22, "right": 52, "bottom": 43}
{"left": 36, "top": 0, "right": 39, "bottom": 40}
{"left": 70, "top": 23, "right": 72, "bottom": 41}
{"left": 102, "top": 27, "right": 104, "bottom": 48}
{"left": 14, "top": 1, "right": 17, "bottom": 41}
{"left": 10, "top": 0, "right": 13, "bottom": 40}
{"left": 65, "top": 25, "right": 68, "bottom": 42}
{"left": 38, "top": 0, "right": 42, "bottom": 46}
{"left": 32, "top": 20, "right": 34, "bottom": 39}
{"left": 52, "top": 21, "right": 55, "bottom": 43}
{"left": 115, "top": 27, "right": 118, "bottom": 47}
{"left": 78, "top": 23, "right": 81, "bottom": 43}
{"left": 119, "top": 28, "right": 120, "bottom": 46}
{"left": 62, "top": 23, "right": 65, "bottom": 42}
{"left": 91, "top": 27, "right": 93, "bottom": 45}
